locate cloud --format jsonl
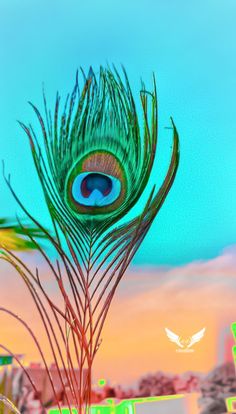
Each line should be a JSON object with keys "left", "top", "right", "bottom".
{"left": 120, "top": 244, "right": 236, "bottom": 297}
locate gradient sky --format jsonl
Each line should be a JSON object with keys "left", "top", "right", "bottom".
{"left": 0, "top": 0, "right": 236, "bottom": 388}
{"left": 0, "top": 246, "right": 236, "bottom": 386}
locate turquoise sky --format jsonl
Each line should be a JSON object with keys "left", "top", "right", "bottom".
{"left": 0, "top": 0, "right": 236, "bottom": 265}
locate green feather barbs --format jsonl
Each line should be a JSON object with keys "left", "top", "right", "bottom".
{"left": 20, "top": 67, "right": 179, "bottom": 237}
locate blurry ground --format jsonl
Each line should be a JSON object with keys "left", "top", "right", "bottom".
{"left": 1, "top": 361, "right": 236, "bottom": 413}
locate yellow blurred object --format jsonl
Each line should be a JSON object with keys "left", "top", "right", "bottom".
{"left": 0, "top": 218, "right": 46, "bottom": 252}
{"left": 0, "top": 229, "right": 28, "bottom": 251}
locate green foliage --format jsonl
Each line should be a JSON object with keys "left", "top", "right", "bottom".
{"left": 0, "top": 218, "right": 47, "bottom": 251}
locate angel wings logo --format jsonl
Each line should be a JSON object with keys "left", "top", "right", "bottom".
{"left": 165, "top": 327, "right": 206, "bottom": 353}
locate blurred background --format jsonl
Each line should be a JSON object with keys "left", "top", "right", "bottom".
{"left": 0, "top": 1, "right": 236, "bottom": 412}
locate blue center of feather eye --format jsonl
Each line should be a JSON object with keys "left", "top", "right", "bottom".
{"left": 71, "top": 172, "right": 121, "bottom": 207}
{"left": 81, "top": 173, "right": 112, "bottom": 198}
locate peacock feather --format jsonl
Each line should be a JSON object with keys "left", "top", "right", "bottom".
{"left": 19, "top": 66, "right": 179, "bottom": 239}
{"left": 1, "top": 66, "right": 179, "bottom": 413}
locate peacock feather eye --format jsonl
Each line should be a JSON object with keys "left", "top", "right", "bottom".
{"left": 71, "top": 172, "right": 121, "bottom": 206}
{"left": 65, "top": 150, "right": 127, "bottom": 216}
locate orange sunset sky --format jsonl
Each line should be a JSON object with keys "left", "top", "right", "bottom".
{"left": 1, "top": 245, "right": 236, "bottom": 386}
